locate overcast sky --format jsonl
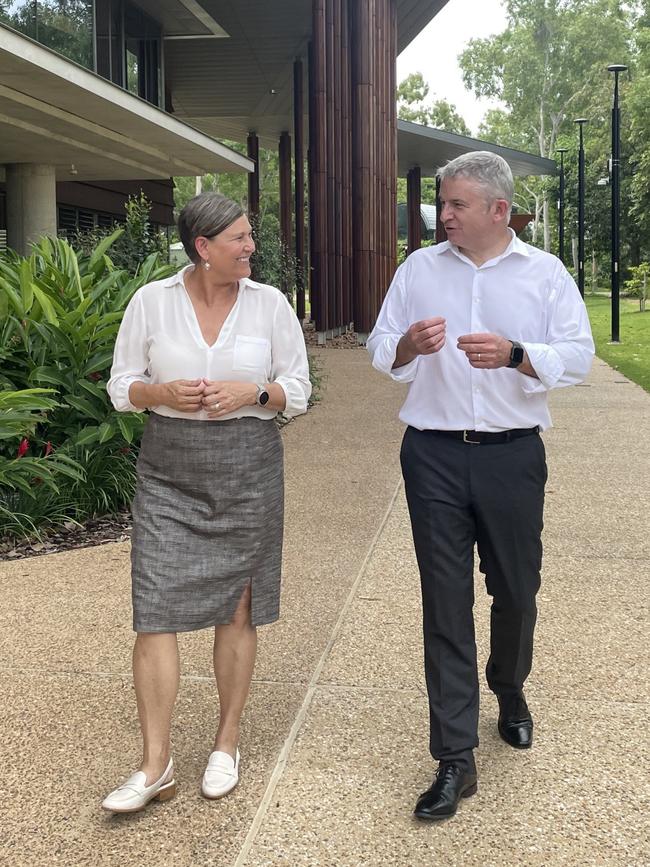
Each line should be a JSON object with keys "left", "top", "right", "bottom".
{"left": 396, "top": 0, "right": 509, "bottom": 135}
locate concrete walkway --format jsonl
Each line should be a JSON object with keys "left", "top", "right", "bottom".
{"left": 1, "top": 350, "right": 648, "bottom": 866}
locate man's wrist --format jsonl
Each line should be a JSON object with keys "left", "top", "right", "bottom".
{"left": 393, "top": 335, "right": 418, "bottom": 369}
{"left": 506, "top": 340, "right": 525, "bottom": 368}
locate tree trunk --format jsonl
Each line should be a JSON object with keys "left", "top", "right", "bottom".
{"left": 543, "top": 192, "right": 551, "bottom": 252}
{"left": 592, "top": 250, "right": 597, "bottom": 294}
{"left": 571, "top": 236, "right": 578, "bottom": 273}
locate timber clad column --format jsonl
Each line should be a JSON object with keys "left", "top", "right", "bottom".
{"left": 309, "top": 0, "right": 396, "bottom": 335}
{"left": 310, "top": 0, "right": 328, "bottom": 331}
{"left": 350, "top": 0, "right": 397, "bottom": 336}
{"left": 435, "top": 175, "right": 447, "bottom": 243}
{"left": 6, "top": 164, "right": 57, "bottom": 256}
{"left": 247, "top": 132, "right": 260, "bottom": 219}
{"left": 279, "top": 131, "right": 292, "bottom": 296}
{"left": 407, "top": 166, "right": 422, "bottom": 255}
{"left": 294, "top": 59, "right": 306, "bottom": 320}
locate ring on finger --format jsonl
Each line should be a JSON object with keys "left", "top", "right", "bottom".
{"left": 214, "top": 401, "right": 220, "bottom": 409}
{"left": 477, "top": 352, "right": 481, "bottom": 361}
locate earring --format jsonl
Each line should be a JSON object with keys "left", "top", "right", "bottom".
{"left": 203, "top": 260, "right": 211, "bottom": 270}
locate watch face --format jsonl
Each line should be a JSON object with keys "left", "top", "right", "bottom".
{"left": 513, "top": 346, "right": 524, "bottom": 364}
{"left": 258, "top": 390, "right": 270, "bottom": 406}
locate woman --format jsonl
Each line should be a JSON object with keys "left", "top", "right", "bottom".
{"left": 102, "top": 193, "right": 310, "bottom": 813}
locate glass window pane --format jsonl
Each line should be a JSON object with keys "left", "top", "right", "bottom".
{"left": 0, "top": 0, "right": 93, "bottom": 69}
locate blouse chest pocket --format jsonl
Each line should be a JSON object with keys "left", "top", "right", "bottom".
{"left": 232, "top": 335, "right": 271, "bottom": 374}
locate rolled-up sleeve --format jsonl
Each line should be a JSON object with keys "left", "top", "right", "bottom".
{"left": 106, "top": 291, "right": 152, "bottom": 412}
{"left": 271, "top": 294, "right": 311, "bottom": 417}
{"left": 367, "top": 265, "right": 420, "bottom": 382}
{"left": 521, "top": 266, "right": 594, "bottom": 394}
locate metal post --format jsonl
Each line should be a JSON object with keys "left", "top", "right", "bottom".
{"left": 608, "top": 64, "right": 627, "bottom": 344}
{"left": 556, "top": 147, "right": 568, "bottom": 264}
{"left": 574, "top": 119, "right": 588, "bottom": 298}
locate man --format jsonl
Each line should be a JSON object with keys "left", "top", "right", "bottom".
{"left": 367, "top": 152, "right": 594, "bottom": 821}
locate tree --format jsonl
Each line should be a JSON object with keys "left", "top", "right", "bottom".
{"left": 460, "top": 0, "right": 632, "bottom": 252}
{"left": 397, "top": 72, "right": 471, "bottom": 135}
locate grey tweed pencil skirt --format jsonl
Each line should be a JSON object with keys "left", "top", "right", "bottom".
{"left": 130, "top": 412, "right": 284, "bottom": 632}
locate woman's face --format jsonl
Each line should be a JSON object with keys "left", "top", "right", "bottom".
{"left": 200, "top": 215, "right": 255, "bottom": 281}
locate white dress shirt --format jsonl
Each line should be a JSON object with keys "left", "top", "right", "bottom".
{"left": 107, "top": 265, "right": 311, "bottom": 420}
{"left": 367, "top": 232, "right": 594, "bottom": 432}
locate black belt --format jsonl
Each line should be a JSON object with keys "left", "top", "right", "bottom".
{"left": 428, "top": 426, "right": 540, "bottom": 445}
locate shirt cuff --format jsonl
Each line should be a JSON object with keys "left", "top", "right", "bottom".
{"left": 274, "top": 376, "right": 311, "bottom": 418}
{"left": 520, "top": 343, "right": 566, "bottom": 394}
{"left": 371, "top": 336, "right": 420, "bottom": 382}
{"left": 108, "top": 375, "right": 151, "bottom": 412}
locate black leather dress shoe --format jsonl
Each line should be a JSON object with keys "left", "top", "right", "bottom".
{"left": 497, "top": 692, "right": 533, "bottom": 749}
{"left": 413, "top": 763, "right": 478, "bottom": 821}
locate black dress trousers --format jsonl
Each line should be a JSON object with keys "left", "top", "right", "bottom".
{"left": 400, "top": 427, "right": 547, "bottom": 766}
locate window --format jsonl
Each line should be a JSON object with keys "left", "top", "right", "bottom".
{"left": 0, "top": 0, "right": 94, "bottom": 68}
{"left": 96, "top": 0, "right": 161, "bottom": 106}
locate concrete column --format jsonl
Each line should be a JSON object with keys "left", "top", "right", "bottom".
{"left": 5, "top": 164, "right": 57, "bottom": 255}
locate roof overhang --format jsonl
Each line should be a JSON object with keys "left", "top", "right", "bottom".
{"left": 0, "top": 26, "right": 252, "bottom": 181}
{"left": 398, "top": 120, "right": 557, "bottom": 177}
{"left": 397, "top": 0, "right": 450, "bottom": 53}
{"left": 164, "top": 0, "right": 451, "bottom": 146}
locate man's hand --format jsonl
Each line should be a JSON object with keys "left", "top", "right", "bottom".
{"left": 201, "top": 380, "right": 258, "bottom": 418}
{"left": 160, "top": 379, "right": 205, "bottom": 412}
{"left": 457, "top": 333, "right": 512, "bottom": 368}
{"left": 394, "top": 317, "right": 446, "bottom": 368}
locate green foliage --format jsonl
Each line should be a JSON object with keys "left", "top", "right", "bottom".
{"left": 249, "top": 213, "right": 299, "bottom": 300}
{"left": 397, "top": 72, "right": 471, "bottom": 134}
{"left": 460, "top": 0, "right": 633, "bottom": 253}
{"left": 623, "top": 263, "right": 650, "bottom": 311}
{"left": 0, "top": 235, "right": 175, "bottom": 538}
{"left": 72, "top": 192, "right": 168, "bottom": 273}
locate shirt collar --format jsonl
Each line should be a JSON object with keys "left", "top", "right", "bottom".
{"left": 431, "top": 228, "right": 531, "bottom": 267}
{"left": 163, "top": 265, "right": 258, "bottom": 290}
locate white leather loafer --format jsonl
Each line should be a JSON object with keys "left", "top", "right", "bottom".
{"left": 201, "top": 749, "right": 240, "bottom": 799}
{"left": 101, "top": 758, "right": 176, "bottom": 813}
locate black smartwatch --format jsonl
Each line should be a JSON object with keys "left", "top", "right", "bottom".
{"left": 507, "top": 340, "right": 525, "bottom": 368}
{"left": 256, "top": 385, "right": 270, "bottom": 407}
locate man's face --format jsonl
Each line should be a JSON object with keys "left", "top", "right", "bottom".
{"left": 439, "top": 175, "right": 507, "bottom": 252}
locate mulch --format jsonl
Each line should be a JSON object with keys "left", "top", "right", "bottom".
{"left": 0, "top": 512, "right": 132, "bottom": 561}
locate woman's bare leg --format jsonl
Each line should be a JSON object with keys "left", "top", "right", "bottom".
{"left": 212, "top": 583, "right": 257, "bottom": 757}
{"left": 132, "top": 632, "right": 180, "bottom": 783}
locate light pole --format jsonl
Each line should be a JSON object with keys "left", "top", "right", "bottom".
{"left": 556, "top": 147, "right": 568, "bottom": 264}
{"left": 608, "top": 64, "right": 627, "bottom": 344}
{"left": 574, "top": 119, "right": 589, "bottom": 298}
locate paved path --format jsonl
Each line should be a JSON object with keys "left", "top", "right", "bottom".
{"left": 1, "top": 350, "right": 648, "bottom": 866}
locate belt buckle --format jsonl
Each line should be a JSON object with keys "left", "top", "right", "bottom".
{"left": 463, "top": 430, "right": 481, "bottom": 444}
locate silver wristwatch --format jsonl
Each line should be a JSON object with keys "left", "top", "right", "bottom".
{"left": 256, "top": 385, "right": 270, "bottom": 407}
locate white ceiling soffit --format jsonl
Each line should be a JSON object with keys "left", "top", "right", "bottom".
{"left": 397, "top": 120, "right": 557, "bottom": 178}
{"left": 133, "top": 0, "right": 230, "bottom": 39}
{"left": 0, "top": 26, "right": 252, "bottom": 181}
{"left": 163, "top": 1, "right": 449, "bottom": 145}
{"left": 396, "top": 0, "right": 450, "bottom": 54}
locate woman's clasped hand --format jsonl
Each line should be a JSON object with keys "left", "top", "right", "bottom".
{"left": 160, "top": 378, "right": 258, "bottom": 418}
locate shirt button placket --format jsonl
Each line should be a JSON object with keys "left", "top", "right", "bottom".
{"left": 471, "top": 270, "right": 483, "bottom": 429}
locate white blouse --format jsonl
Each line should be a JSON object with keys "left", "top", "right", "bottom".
{"left": 107, "top": 266, "right": 311, "bottom": 420}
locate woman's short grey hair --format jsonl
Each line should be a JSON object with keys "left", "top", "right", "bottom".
{"left": 178, "top": 192, "right": 244, "bottom": 263}
{"left": 437, "top": 151, "right": 514, "bottom": 218}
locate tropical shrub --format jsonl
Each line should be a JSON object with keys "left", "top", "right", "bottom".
{"left": 71, "top": 192, "right": 169, "bottom": 274}
{"left": 0, "top": 234, "right": 174, "bottom": 538}
{"left": 623, "top": 263, "right": 650, "bottom": 312}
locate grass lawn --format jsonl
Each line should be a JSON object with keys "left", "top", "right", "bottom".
{"left": 584, "top": 294, "right": 650, "bottom": 392}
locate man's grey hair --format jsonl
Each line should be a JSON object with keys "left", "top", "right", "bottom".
{"left": 437, "top": 151, "right": 514, "bottom": 219}
{"left": 178, "top": 192, "right": 244, "bottom": 263}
